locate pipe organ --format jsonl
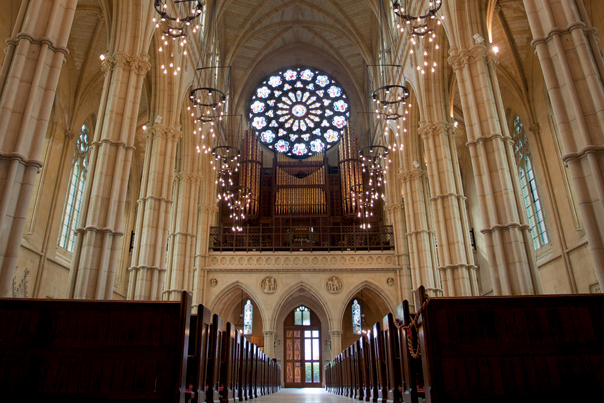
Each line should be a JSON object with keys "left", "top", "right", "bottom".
{"left": 221, "top": 128, "right": 381, "bottom": 227}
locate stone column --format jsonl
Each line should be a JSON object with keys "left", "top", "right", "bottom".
{"left": 263, "top": 330, "right": 276, "bottom": 358}
{"left": 399, "top": 168, "right": 442, "bottom": 295}
{"left": 127, "top": 124, "right": 181, "bottom": 300}
{"left": 67, "top": 52, "right": 151, "bottom": 299}
{"left": 384, "top": 202, "right": 413, "bottom": 303}
{"left": 0, "top": 0, "right": 77, "bottom": 297}
{"left": 163, "top": 172, "right": 202, "bottom": 301}
{"left": 329, "top": 330, "right": 342, "bottom": 360}
{"left": 419, "top": 122, "right": 478, "bottom": 296}
{"left": 449, "top": 44, "right": 540, "bottom": 295}
{"left": 524, "top": 0, "right": 604, "bottom": 289}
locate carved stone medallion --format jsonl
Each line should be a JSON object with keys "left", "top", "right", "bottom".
{"left": 386, "top": 277, "right": 394, "bottom": 287}
{"left": 261, "top": 276, "right": 278, "bottom": 294}
{"left": 326, "top": 276, "right": 343, "bottom": 294}
{"left": 209, "top": 278, "right": 218, "bottom": 287}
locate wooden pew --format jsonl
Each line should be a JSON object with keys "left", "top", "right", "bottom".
{"left": 353, "top": 341, "right": 363, "bottom": 400}
{"left": 219, "top": 323, "right": 238, "bottom": 403}
{"left": 395, "top": 300, "right": 423, "bottom": 403}
{"left": 206, "top": 314, "right": 223, "bottom": 403}
{"left": 382, "top": 313, "right": 402, "bottom": 403}
{"left": 237, "top": 336, "right": 249, "bottom": 402}
{"left": 371, "top": 322, "right": 387, "bottom": 402}
{"left": 0, "top": 292, "right": 191, "bottom": 403}
{"left": 365, "top": 329, "right": 379, "bottom": 402}
{"left": 358, "top": 336, "right": 371, "bottom": 401}
{"left": 249, "top": 344, "right": 257, "bottom": 399}
{"left": 413, "top": 286, "right": 604, "bottom": 402}
{"left": 187, "top": 305, "right": 212, "bottom": 403}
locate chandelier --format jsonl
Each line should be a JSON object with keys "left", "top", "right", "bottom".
{"left": 153, "top": 1, "right": 203, "bottom": 54}
{"left": 392, "top": 0, "right": 444, "bottom": 75}
{"left": 392, "top": 0, "right": 442, "bottom": 36}
{"left": 218, "top": 185, "right": 251, "bottom": 232}
{"left": 189, "top": 66, "right": 228, "bottom": 123}
{"left": 371, "top": 80, "right": 410, "bottom": 121}
{"left": 351, "top": 183, "right": 378, "bottom": 230}
{"left": 211, "top": 145, "right": 240, "bottom": 188}
{"left": 359, "top": 145, "right": 389, "bottom": 200}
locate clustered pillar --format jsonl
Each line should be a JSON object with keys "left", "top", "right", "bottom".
{"left": 0, "top": 0, "right": 77, "bottom": 297}
{"left": 523, "top": 0, "right": 604, "bottom": 289}
{"left": 449, "top": 44, "right": 540, "bottom": 295}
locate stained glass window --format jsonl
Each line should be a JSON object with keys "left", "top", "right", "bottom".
{"left": 294, "top": 306, "right": 311, "bottom": 326}
{"left": 249, "top": 67, "right": 349, "bottom": 159}
{"left": 352, "top": 299, "right": 362, "bottom": 335}
{"left": 244, "top": 299, "right": 253, "bottom": 335}
{"left": 59, "top": 124, "right": 90, "bottom": 252}
{"left": 513, "top": 116, "right": 549, "bottom": 249}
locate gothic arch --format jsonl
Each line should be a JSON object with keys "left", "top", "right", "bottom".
{"left": 271, "top": 282, "right": 332, "bottom": 331}
{"left": 210, "top": 281, "right": 267, "bottom": 328}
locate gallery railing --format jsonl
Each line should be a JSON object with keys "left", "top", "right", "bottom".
{"left": 209, "top": 225, "right": 395, "bottom": 252}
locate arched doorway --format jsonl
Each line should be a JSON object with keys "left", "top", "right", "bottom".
{"left": 284, "top": 305, "right": 322, "bottom": 388}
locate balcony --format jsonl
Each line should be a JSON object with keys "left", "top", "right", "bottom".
{"left": 209, "top": 225, "right": 394, "bottom": 253}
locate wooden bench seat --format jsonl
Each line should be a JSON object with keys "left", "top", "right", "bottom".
{"left": 0, "top": 293, "right": 191, "bottom": 403}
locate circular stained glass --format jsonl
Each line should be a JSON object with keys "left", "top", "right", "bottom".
{"left": 249, "top": 67, "right": 350, "bottom": 159}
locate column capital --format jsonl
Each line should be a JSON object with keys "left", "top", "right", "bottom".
{"left": 263, "top": 330, "right": 276, "bottom": 337}
{"left": 64, "top": 130, "right": 76, "bottom": 140}
{"left": 399, "top": 168, "right": 426, "bottom": 183}
{"left": 418, "top": 121, "right": 454, "bottom": 139}
{"left": 384, "top": 202, "right": 404, "bottom": 213}
{"left": 144, "top": 124, "right": 182, "bottom": 143}
{"left": 329, "top": 330, "right": 343, "bottom": 337}
{"left": 102, "top": 53, "right": 151, "bottom": 76}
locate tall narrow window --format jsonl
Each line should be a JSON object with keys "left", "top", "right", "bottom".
{"left": 352, "top": 299, "right": 362, "bottom": 335}
{"left": 513, "top": 116, "right": 549, "bottom": 249}
{"left": 243, "top": 299, "right": 253, "bottom": 335}
{"left": 294, "top": 306, "right": 311, "bottom": 326}
{"left": 59, "top": 124, "right": 90, "bottom": 252}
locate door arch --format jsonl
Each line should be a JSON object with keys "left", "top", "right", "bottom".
{"left": 284, "top": 305, "right": 322, "bottom": 388}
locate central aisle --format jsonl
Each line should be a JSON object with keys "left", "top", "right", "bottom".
{"left": 253, "top": 388, "right": 353, "bottom": 402}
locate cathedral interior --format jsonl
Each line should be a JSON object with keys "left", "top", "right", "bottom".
{"left": 1, "top": 0, "right": 604, "bottom": 388}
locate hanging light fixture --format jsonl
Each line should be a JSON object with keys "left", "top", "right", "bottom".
{"left": 392, "top": 0, "right": 445, "bottom": 75}
{"left": 235, "top": 289, "right": 245, "bottom": 332}
{"left": 351, "top": 183, "right": 378, "bottom": 230}
{"left": 152, "top": 0, "right": 204, "bottom": 60}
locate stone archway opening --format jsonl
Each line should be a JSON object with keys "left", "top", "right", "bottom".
{"left": 341, "top": 286, "right": 391, "bottom": 350}
{"left": 212, "top": 287, "right": 265, "bottom": 349}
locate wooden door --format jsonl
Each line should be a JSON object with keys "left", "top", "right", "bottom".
{"left": 284, "top": 306, "right": 322, "bottom": 387}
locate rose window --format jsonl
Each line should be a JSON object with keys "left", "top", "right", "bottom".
{"left": 249, "top": 67, "right": 350, "bottom": 159}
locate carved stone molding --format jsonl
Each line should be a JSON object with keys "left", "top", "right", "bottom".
{"left": 209, "top": 278, "right": 217, "bottom": 287}
{"left": 326, "top": 276, "right": 343, "bottom": 294}
{"left": 205, "top": 252, "right": 397, "bottom": 271}
{"left": 9, "top": 33, "right": 69, "bottom": 55}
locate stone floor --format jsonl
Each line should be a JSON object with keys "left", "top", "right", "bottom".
{"left": 252, "top": 388, "right": 354, "bottom": 402}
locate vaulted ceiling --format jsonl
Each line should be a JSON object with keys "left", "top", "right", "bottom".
{"left": 216, "top": 0, "right": 382, "bottom": 117}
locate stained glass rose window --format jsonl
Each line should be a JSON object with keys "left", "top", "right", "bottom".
{"left": 249, "top": 67, "right": 349, "bottom": 159}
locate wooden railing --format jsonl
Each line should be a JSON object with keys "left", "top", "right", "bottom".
{"left": 209, "top": 225, "right": 394, "bottom": 252}
{"left": 326, "top": 286, "right": 604, "bottom": 402}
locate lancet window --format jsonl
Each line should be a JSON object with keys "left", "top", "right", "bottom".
{"left": 59, "top": 124, "right": 90, "bottom": 252}
{"left": 513, "top": 116, "right": 549, "bottom": 249}
{"left": 352, "top": 299, "right": 362, "bottom": 335}
{"left": 294, "top": 306, "right": 311, "bottom": 326}
{"left": 243, "top": 299, "right": 253, "bottom": 335}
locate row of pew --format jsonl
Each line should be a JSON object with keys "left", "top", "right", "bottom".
{"left": 326, "top": 285, "right": 604, "bottom": 402}
{"left": 0, "top": 292, "right": 280, "bottom": 402}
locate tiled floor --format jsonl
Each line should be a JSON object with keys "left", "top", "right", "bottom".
{"left": 252, "top": 388, "right": 354, "bottom": 402}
